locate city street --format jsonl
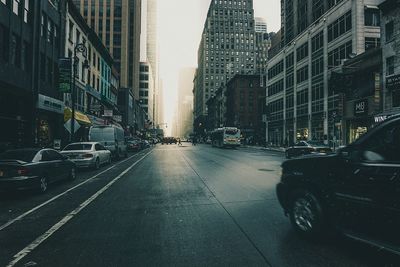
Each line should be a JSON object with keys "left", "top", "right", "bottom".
{"left": 0, "top": 144, "right": 399, "bottom": 266}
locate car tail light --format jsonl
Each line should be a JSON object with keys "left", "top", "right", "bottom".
{"left": 83, "top": 154, "right": 94, "bottom": 158}
{"left": 17, "top": 168, "right": 29, "bottom": 176}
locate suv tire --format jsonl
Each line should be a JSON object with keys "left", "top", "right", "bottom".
{"left": 289, "top": 190, "right": 326, "bottom": 239}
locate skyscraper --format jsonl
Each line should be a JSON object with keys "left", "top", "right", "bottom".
{"left": 194, "top": 0, "right": 256, "bottom": 126}
{"left": 177, "top": 68, "right": 196, "bottom": 137}
{"left": 254, "top": 17, "right": 270, "bottom": 76}
{"left": 73, "top": 0, "right": 141, "bottom": 99}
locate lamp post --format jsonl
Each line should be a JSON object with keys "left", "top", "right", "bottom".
{"left": 70, "top": 40, "right": 89, "bottom": 142}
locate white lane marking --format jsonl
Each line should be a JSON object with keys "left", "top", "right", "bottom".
{"left": 0, "top": 151, "right": 147, "bottom": 232}
{"left": 6, "top": 150, "right": 152, "bottom": 267}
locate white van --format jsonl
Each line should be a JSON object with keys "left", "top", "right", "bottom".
{"left": 89, "top": 125, "right": 128, "bottom": 159}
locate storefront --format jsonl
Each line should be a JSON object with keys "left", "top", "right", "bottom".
{"left": 296, "top": 116, "right": 309, "bottom": 141}
{"left": 346, "top": 98, "right": 374, "bottom": 144}
{"left": 36, "top": 94, "right": 65, "bottom": 148}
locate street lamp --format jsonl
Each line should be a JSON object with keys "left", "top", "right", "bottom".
{"left": 70, "top": 40, "right": 89, "bottom": 142}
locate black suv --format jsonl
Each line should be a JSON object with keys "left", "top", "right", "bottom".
{"left": 277, "top": 115, "right": 400, "bottom": 255}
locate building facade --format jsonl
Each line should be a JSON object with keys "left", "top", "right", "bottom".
{"left": 266, "top": 0, "right": 383, "bottom": 147}
{"left": 0, "top": 0, "right": 68, "bottom": 149}
{"left": 194, "top": 0, "right": 257, "bottom": 130}
{"left": 139, "top": 62, "right": 154, "bottom": 122}
{"left": 226, "top": 74, "right": 265, "bottom": 143}
{"left": 255, "top": 17, "right": 270, "bottom": 76}
{"left": 380, "top": 0, "right": 400, "bottom": 121}
{"left": 73, "top": 0, "right": 141, "bottom": 99}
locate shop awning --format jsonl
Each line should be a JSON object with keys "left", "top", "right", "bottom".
{"left": 64, "top": 108, "right": 91, "bottom": 125}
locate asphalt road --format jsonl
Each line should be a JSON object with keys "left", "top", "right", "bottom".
{"left": 0, "top": 144, "right": 399, "bottom": 266}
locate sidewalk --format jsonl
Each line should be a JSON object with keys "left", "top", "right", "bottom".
{"left": 241, "top": 145, "right": 285, "bottom": 153}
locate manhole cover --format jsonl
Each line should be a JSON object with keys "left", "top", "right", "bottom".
{"left": 258, "top": 169, "right": 274, "bottom": 172}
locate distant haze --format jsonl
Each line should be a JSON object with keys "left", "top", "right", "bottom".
{"left": 158, "top": 0, "right": 281, "bottom": 135}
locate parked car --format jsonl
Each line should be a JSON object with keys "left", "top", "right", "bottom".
{"left": 61, "top": 142, "right": 111, "bottom": 169}
{"left": 285, "top": 141, "right": 332, "bottom": 159}
{"left": 0, "top": 148, "right": 76, "bottom": 193}
{"left": 162, "top": 137, "right": 177, "bottom": 145}
{"left": 89, "top": 125, "right": 128, "bottom": 159}
{"left": 140, "top": 140, "right": 151, "bottom": 149}
{"left": 127, "top": 140, "right": 142, "bottom": 152}
{"left": 276, "top": 115, "right": 400, "bottom": 255}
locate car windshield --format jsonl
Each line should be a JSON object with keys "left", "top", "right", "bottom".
{"left": 63, "top": 144, "right": 93, "bottom": 151}
{"left": 0, "top": 149, "right": 38, "bottom": 162}
{"left": 307, "top": 141, "right": 326, "bottom": 146}
{"left": 225, "top": 129, "right": 238, "bottom": 135}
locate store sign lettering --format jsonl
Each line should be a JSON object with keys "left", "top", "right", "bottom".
{"left": 387, "top": 74, "right": 400, "bottom": 90}
{"left": 354, "top": 99, "right": 368, "bottom": 116}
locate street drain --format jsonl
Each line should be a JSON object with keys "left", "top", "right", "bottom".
{"left": 258, "top": 169, "right": 274, "bottom": 172}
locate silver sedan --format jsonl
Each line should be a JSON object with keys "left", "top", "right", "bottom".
{"left": 60, "top": 142, "right": 112, "bottom": 169}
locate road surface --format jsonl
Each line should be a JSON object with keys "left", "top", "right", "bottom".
{"left": 0, "top": 144, "right": 398, "bottom": 266}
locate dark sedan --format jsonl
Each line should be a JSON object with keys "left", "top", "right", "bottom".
{"left": 0, "top": 148, "right": 76, "bottom": 193}
{"left": 127, "top": 140, "right": 142, "bottom": 152}
{"left": 285, "top": 141, "right": 332, "bottom": 159}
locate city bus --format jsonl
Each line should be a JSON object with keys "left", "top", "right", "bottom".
{"left": 211, "top": 127, "right": 241, "bottom": 148}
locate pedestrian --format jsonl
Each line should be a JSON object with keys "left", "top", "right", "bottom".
{"left": 178, "top": 138, "right": 182, "bottom": 146}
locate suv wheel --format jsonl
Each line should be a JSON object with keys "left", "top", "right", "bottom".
{"left": 289, "top": 190, "right": 325, "bottom": 238}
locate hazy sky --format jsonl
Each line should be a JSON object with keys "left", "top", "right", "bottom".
{"left": 157, "top": 0, "right": 281, "bottom": 134}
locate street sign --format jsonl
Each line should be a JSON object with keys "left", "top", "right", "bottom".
{"left": 103, "top": 109, "right": 113, "bottom": 117}
{"left": 58, "top": 58, "right": 72, "bottom": 93}
{"left": 64, "top": 119, "right": 80, "bottom": 134}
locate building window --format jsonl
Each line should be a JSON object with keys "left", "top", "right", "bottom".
{"left": 386, "top": 21, "right": 394, "bottom": 42}
{"left": 365, "top": 37, "right": 380, "bottom": 50}
{"left": 23, "top": 0, "right": 29, "bottom": 23}
{"left": 0, "top": 24, "right": 9, "bottom": 63}
{"left": 40, "top": 53, "right": 45, "bottom": 80}
{"left": 327, "top": 11, "right": 351, "bottom": 43}
{"left": 296, "top": 66, "right": 309, "bottom": 83}
{"left": 10, "top": 33, "right": 17, "bottom": 66}
{"left": 364, "top": 8, "right": 380, "bottom": 27}
{"left": 386, "top": 56, "right": 395, "bottom": 75}
{"left": 13, "top": 0, "right": 20, "bottom": 15}
{"left": 296, "top": 42, "right": 308, "bottom": 62}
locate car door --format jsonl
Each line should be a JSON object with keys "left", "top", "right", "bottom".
{"left": 329, "top": 148, "right": 382, "bottom": 235}
{"left": 358, "top": 120, "right": 400, "bottom": 246}
{"left": 100, "top": 144, "right": 110, "bottom": 162}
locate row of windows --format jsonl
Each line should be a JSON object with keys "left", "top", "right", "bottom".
{"left": 328, "top": 41, "right": 352, "bottom": 67}
{"left": 311, "top": 31, "right": 323, "bottom": 53}
{"left": 268, "top": 60, "right": 284, "bottom": 79}
{"left": 296, "top": 66, "right": 309, "bottom": 84}
{"left": 296, "top": 42, "right": 308, "bottom": 62}
{"left": 286, "top": 53, "right": 294, "bottom": 69}
{"left": 311, "top": 57, "right": 324, "bottom": 77}
{"left": 0, "top": 24, "right": 30, "bottom": 72}
{"left": 268, "top": 79, "right": 284, "bottom": 97}
{"left": 327, "top": 11, "right": 351, "bottom": 43}
{"left": 1, "top": 0, "right": 30, "bottom": 23}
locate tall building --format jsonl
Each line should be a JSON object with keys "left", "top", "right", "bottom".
{"left": 177, "top": 68, "right": 196, "bottom": 137}
{"left": 254, "top": 17, "right": 270, "bottom": 76}
{"left": 139, "top": 62, "right": 154, "bottom": 122}
{"left": 194, "top": 0, "right": 257, "bottom": 128}
{"left": 266, "top": 0, "right": 383, "bottom": 147}
{"left": 73, "top": 0, "right": 141, "bottom": 99}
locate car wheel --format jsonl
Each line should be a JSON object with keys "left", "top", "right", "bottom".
{"left": 69, "top": 167, "right": 76, "bottom": 181}
{"left": 124, "top": 151, "right": 128, "bottom": 158}
{"left": 289, "top": 190, "right": 326, "bottom": 239}
{"left": 38, "top": 176, "right": 48, "bottom": 193}
{"left": 95, "top": 158, "right": 100, "bottom": 169}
